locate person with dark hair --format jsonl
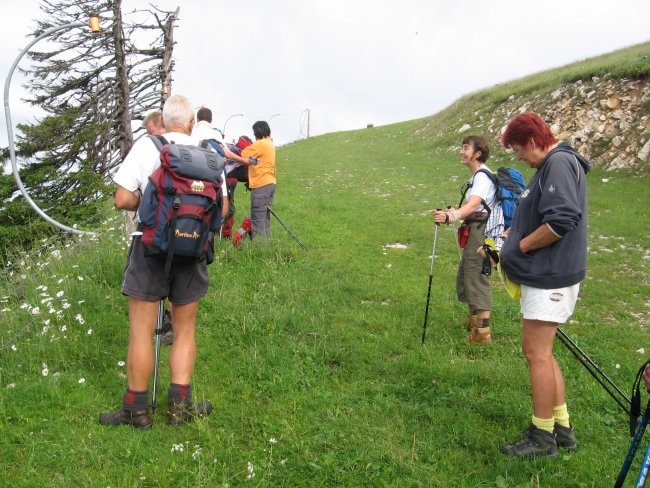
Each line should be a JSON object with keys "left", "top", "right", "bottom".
{"left": 498, "top": 112, "right": 591, "bottom": 458}
{"left": 192, "top": 106, "right": 222, "bottom": 151}
{"left": 434, "top": 135, "right": 501, "bottom": 344}
{"left": 224, "top": 120, "right": 276, "bottom": 238}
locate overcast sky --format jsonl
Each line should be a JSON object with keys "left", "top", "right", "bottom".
{"left": 1, "top": 0, "right": 649, "bottom": 148}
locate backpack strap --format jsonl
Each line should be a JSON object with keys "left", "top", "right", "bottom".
{"left": 459, "top": 168, "right": 496, "bottom": 220}
{"left": 148, "top": 134, "right": 169, "bottom": 152}
{"left": 163, "top": 192, "right": 181, "bottom": 280}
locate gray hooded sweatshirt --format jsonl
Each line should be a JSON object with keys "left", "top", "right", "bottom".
{"left": 500, "top": 142, "right": 592, "bottom": 289}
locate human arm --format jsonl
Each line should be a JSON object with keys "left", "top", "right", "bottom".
{"left": 518, "top": 223, "right": 560, "bottom": 253}
{"left": 433, "top": 195, "right": 483, "bottom": 224}
{"left": 221, "top": 196, "right": 229, "bottom": 220}
{"left": 223, "top": 147, "right": 257, "bottom": 166}
{"left": 114, "top": 186, "right": 140, "bottom": 211}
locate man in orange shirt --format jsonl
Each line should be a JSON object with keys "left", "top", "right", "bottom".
{"left": 225, "top": 120, "right": 276, "bottom": 238}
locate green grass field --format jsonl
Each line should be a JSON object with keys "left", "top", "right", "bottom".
{"left": 0, "top": 44, "right": 649, "bottom": 487}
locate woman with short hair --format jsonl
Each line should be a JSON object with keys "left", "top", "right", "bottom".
{"left": 499, "top": 112, "right": 591, "bottom": 458}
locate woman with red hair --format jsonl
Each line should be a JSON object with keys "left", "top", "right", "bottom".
{"left": 499, "top": 112, "right": 591, "bottom": 458}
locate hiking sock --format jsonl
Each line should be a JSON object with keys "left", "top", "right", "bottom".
{"left": 168, "top": 383, "right": 192, "bottom": 404}
{"left": 478, "top": 318, "right": 491, "bottom": 334}
{"left": 532, "top": 415, "right": 555, "bottom": 434}
{"left": 553, "top": 403, "right": 571, "bottom": 428}
{"left": 122, "top": 388, "right": 149, "bottom": 411}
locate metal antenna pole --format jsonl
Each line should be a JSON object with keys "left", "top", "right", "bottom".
{"left": 4, "top": 19, "right": 98, "bottom": 236}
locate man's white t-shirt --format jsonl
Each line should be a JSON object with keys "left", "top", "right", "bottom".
{"left": 192, "top": 120, "right": 220, "bottom": 144}
{"left": 113, "top": 131, "right": 227, "bottom": 197}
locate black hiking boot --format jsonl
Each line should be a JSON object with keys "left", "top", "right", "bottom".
{"left": 98, "top": 408, "right": 152, "bottom": 429}
{"left": 499, "top": 424, "right": 557, "bottom": 459}
{"left": 167, "top": 400, "right": 213, "bottom": 426}
{"left": 554, "top": 423, "right": 577, "bottom": 451}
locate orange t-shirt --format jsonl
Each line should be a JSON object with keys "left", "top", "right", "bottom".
{"left": 242, "top": 137, "right": 276, "bottom": 188}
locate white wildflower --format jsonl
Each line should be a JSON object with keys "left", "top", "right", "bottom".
{"left": 31, "top": 307, "right": 41, "bottom": 315}
{"left": 192, "top": 446, "right": 202, "bottom": 460}
{"left": 62, "top": 302, "right": 71, "bottom": 309}
{"left": 171, "top": 443, "right": 184, "bottom": 453}
{"left": 77, "top": 276, "right": 84, "bottom": 281}
{"left": 637, "top": 348, "right": 645, "bottom": 355}
{"left": 42, "top": 364, "right": 49, "bottom": 376}
{"left": 87, "top": 329, "right": 93, "bottom": 335}
{"left": 269, "top": 437, "right": 277, "bottom": 444}
{"left": 246, "top": 462, "right": 255, "bottom": 479}
{"left": 60, "top": 325, "right": 67, "bottom": 332}
{"left": 6, "top": 383, "right": 16, "bottom": 389}
{"left": 78, "top": 378, "right": 85, "bottom": 384}
{"left": 75, "top": 314, "right": 85, "bottom": 324}
{"left": 117, "top": 361, "right": 125, "bottom": 367}
{"left": 56, "top": 291, "right": 64, "bottom": 298}
{"left": 11, "top": 344, "right": 17, "bottom": 352}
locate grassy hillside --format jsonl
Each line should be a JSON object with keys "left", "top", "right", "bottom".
{"left": 0, "top": 43, "right": 649, "bottom": 487}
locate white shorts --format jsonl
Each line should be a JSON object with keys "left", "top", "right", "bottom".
{"left": 520, "top": 284, "right": 580, "bottom": 323}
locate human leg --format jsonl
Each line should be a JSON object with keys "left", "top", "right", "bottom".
{"left": 499, "top": 318, "right": 559, "bottom": 458}
{"left": 168, "top": 301, "right": 198, "bottom": 385}
{"left": 99, "top": 296, "right": 159, "bottom": 428}
{"left": 463, "top": 223, "right": 492, "bottom": 343}
{"left": 250, "top": 184, "right": 276, "bottom": 238}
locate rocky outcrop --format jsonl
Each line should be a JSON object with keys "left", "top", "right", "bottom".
{"left": 463, "top": 77, "right": 650, "bottom": 172}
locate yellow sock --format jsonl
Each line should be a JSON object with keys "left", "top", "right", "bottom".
{"left": 532, "top": 415, "right": 555, "bottom": 433}
{"left": 553, "top": 403, "right": 571, "bottom": 428}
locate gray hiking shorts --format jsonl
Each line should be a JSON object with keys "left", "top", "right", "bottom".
{"left": 121, "top": 234, "right": 209, "bottom": 304}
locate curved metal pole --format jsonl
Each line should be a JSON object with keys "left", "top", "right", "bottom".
{"left": 222, "top": 113, "right": 243, "bottom": 141}
{"left": 4, "top": 20, "right": 91, "bottom": 236}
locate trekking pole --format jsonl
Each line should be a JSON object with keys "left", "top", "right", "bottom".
{"left": 447, "top": 206, "right": 462, "bottom": 260}
{"left": 151, "top": 299, "right": 165, "bottom": 412}
{"left": 635, "top": 440, "right": 650, "bottom": 487}
{"left": 422, "top": 209, "right": 441, "bottom": 344}
{"left": 267, "top": 206, "right": 309, "bottom": 252}
{"left": 614, "top": 399, "right": 650, "bottom": 488}
{"left": 556, "top": 327, "right": 631, "bottom": 415}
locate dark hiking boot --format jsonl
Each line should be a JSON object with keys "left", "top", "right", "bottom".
{"left": 98, "top": 408, "right": 152, "bottom": 429}
{"left": 167, "top": 400, "right": 213, "bottom": 426}
{"left": 554, "top": 423, "right": 577, "bottom": 451}
{"left": 499, "top": 424, "right": 557, "bottom": 459}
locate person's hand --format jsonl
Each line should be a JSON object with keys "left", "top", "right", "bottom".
{"left": 248, "top": 156, "right": 259, "bottom": 166}
{"left": 433, "top": 209, "right": 448, "bottom": 224}
{"left": 643, "top": 363, "right": 650, "bottom": 392}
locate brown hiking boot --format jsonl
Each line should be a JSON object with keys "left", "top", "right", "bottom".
{"left": 467, "top": 326, "right": 492, "bottom": 344}
{"left": 168, "top": 400, "right": 213, "bottom": 426}
{"left": 462, "top": 314, "right": 478, "bottom": 331}
{"left": 98, "top": 408, "right": 152, "bottom": 429}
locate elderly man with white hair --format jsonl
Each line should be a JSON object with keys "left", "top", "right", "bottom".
{"left": 100, "top": 94, "right": 227, "bottom": 428}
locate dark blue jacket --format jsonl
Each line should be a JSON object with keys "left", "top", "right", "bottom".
{"left": 500, "top": 142, "right": 591, "bottom": 289}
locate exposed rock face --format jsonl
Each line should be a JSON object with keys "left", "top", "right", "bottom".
{"left": 463, "top": 77, "right": 650, "bottom": 172}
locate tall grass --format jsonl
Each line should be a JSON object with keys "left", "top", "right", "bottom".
{"left": 0, "top": 42, "right": 649, "bottom": 487}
